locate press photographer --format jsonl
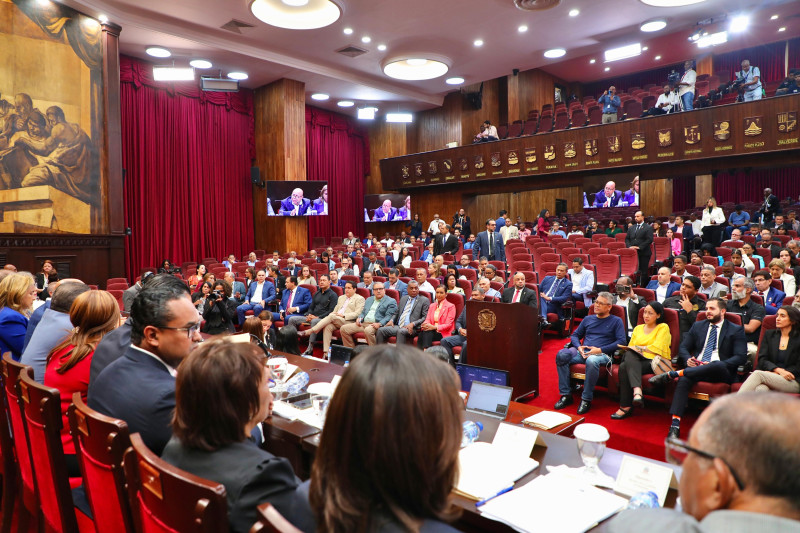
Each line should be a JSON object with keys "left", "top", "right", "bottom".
{"left": 736, "top": 59, "right": 762, "bottom": 101}
{"left": 676, "top": 60, "right": 696, "bottom": 111}
{"left": 201, "top": 280, "right": 237, "bottom": 334}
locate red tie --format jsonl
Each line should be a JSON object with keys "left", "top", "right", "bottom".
{"left": 512, "top": 289, "right": 521, "bottom": 303}
{"left": 288, "top": 290, "right": 294, "bottom": 309}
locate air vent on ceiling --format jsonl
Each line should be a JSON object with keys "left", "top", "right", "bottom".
{"left": 221, "top": 19, "right": 255, "bottom": 33}
{"left": 514, "top": 0, "right": 560, "bottom": 11}
{"left": 336, "top": 45, "right": 368, "bottom": 58}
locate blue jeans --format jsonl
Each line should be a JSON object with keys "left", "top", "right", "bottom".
{"left": 681, "top": 91, "right": 694, "bottom": 111}
{"left": 556, "top": 347, "right": 611, "bottom": 402}
{"left": 237, "top": 302, "right": 265, "bottom": 324}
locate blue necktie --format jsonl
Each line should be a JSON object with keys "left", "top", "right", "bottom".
{"left": 701, "top": 324, "right": 718, "bottom": 363}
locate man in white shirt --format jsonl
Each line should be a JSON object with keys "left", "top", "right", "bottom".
{"left": 689, "top": 213, "right": 703, "bottom": 239}
{"left": 568, "top": 258, "right": 595, "bottom": 308}
{"left": 428, "top": 214, "right": 442, "bottom": 235}
{"left": 415, "top": 268, "right": 436, "bottom": 295}
{"left": 678, "top": 60, "right": 696, "bottom": 111}
{"left": 643, "top": 85, "right": 679, "bottom": 116}
{"left": 737, "top": 60, "right": 762, "bottom": 101}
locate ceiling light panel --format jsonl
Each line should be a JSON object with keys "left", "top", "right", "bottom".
{"left": 544, "top": 48, "right": 566, "bottom": 58}
{"left": 639, "top": 0, "right": 706, "bottom": 6}
{"left": 153, "top": 67, "right": 194, "bottom": 81}
{"left": 604, "top": 43, "right": 641, "bottom": 62}
{"left": 696, "top": 31, "right": 727, "bottom": 48}
{"left": 250, "top": 0, "right": 341, "bottom": 30}
{"left": 383, "top": 58, "right": 449, "bottom": 80}
{"left": 146, "top": 46, "right": 171, "bottom": 58}
{"left": 386, "top": 113, "right": 413, "bottom": 123}
{"left": 640, "top": 19, "right": 667, "bottom": 32}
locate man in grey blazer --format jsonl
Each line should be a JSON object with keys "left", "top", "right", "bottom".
{"left": 340, "top": 282, "right": 398, "bottom": 347}
{"left": 376, "top": 280, "right": 430, "bottom": 345}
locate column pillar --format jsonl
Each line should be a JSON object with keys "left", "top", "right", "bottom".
{"left": 695, "top": 174, "right": 713, "bottom": 206}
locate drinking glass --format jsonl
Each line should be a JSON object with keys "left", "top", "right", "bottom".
{"left": 311, "top": 393, "right": 331, "bottom": 422}
{"left": 573, "top": 423, "right": 611, "bottom": 481}
{"left": 267, "top": 357, "right": 288, "bottom": 394}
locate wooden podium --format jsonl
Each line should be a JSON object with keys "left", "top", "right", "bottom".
{"left": 466, "top": 300, "right": 540, "bottom": 401}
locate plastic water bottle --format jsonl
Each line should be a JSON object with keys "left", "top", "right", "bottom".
{"left": 461, "top": 421, "right": 484, "bottom": 447}
{"left": 284, "top": 371, "right": 310, "bottom": 396}
{"left": 625, "top": 491, "right": 660, "bottom": 510}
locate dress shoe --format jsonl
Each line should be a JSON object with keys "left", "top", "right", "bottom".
{"left": 648, "top": 372, "right": 673, "bottom": 385}
{"left": 611, "top": 407, "right": 633, "bottom": 420}
{"left": 632, "top": 394, "right": 645, "bottom": 408}
{"left": 577, "top": 400, "right": 592, "bottom": 415}
{"left": 667, "top": 425, "right": 680, "bottom": 439}
{"left": 553, "top": 395, "right": 574, "bottom": 410}
{"left": 302, "top": 347, "right": 314, "bottom": 356}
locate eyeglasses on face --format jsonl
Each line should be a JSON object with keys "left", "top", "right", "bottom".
{"left": 665, "top": 437, "right": 745, "bottom": 491}
{"left": 155, "top": 322, "right": 202, "bottom": 339}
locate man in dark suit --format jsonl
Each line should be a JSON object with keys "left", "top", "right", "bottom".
{"left": 759, "top": 187, "right": 780, "bottom": 224}
{"left": 440, "top": 287, "right": 486, "bottom": 365}
{"left": 752, "top": 270, "right": 785, "bottom": 315}
{"left": 663, "top": 276, "right": 706, "bottom": 336}
{"left": 502, "top": 272, "right": 538, "bottom": 310}
{"left": 372, "top": 199, "right": 398, "bottom": 221}
{"left": 625, "top": 210, "right": 654, "bottom": 282}
{"left": 267, "top": 266, "right": 286, "bottom": 300}
{"left": 433, "top": 223, "right": 459, "bottom": 256}
{"left": 237, "top": 269, "right": 277, "bottom": 324}
{"left": 271, "top": 276, "right": 312, "bottom": 322}
{"left": 646, "top": 266, "right": 683, "bottom": 304}
{"left": 385, "top": 268, "right": 408, "bottom": 298}
{"left": 362, "top": 252, "right": 386, "bottom": 277}
{"left": 757, "top": 229, "right": 782, "bottom": 262}
{"left": 594, "top": 181, "right": 623, "bottom": 208}
{"left": 612, "top": 276, "right": 646, "bottom": 342}
{"left": 376, "top": 281, "right": 430, "bottom": 345}
{"left": 539, "top": 263, "right": 573, "bottom": 321}
{"left": 89, "top": 284, "right": 203, "bottom": 455}
{"left": 284, "top": 258, "right": 302, "bottom": 278}
{"left": 279, "top": 188, "right": 312, "bottom": 216}
{"left": 472, "top": 218, "right": 505, "bottom": 262}
{"left": 650, "top": 297, "right": 747, "bottom": 439}
{"left": 453, "top": 208, "right": 471, "bottom": 237}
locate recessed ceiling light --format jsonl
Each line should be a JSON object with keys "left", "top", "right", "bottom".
{"left": 145, "top": 46, "right": 171, "bottom": 58}
{"left": 639, "top": 0, "right": 706, "bottom": 6}
{"left": 357, "top": 107, "right": 377, "bottom": 120}
{"left": 589, "top": 59, "right": 596, "bottom": 64}
{"left": 446, "top": 76, "right": 465, "bottom": 85}
{"left": 474, "top": 39, "right": 484, "bottom": 47}
{"left": 386, "top": 113, "right": 413, "bottom": 123}
{"left": 361, "top": 36, "right": 371, "bottom": 43}
{"left": 604, "top": 43, "right": 641, "bottom": 62}
{"left": 311, "top": 93, "right": 329, "bottom": 100}
{"left": 544, "top": 48, "right": 566, "bottom": 58}
{"left": 190, "top": 59, "right": 212, "bottom": 69}
{"left": 98, "top": 14, "right": 108, "bottom": 23}
{"left": 770, "top": 14, "right": 779, "bottom": 20}
{"left": 604, "top": 67, "right": 610, "bottom": 72}
{"left": 642, "top": 46, "right": 649, "bottom": 51}
{"left": 227, "top": 71, "right": 248, "bottom": 80}
{"left": 337, "top": 100, "right": 354, "bottom": 107}
{"left": 640, "top": 19, "right": 667, "bottom": 32}
{"left": 568, "top": 8, "right": 579, "bottom": 16}
{"left": 729, "top": 15, "right": 750, "bottom": 33}
{"left": 250, "top": 0, "right": 341, "bottom": 30}
{"left": 655, "top": 55, "right": 662, "bottom": 60}
{"left": 518, "top": 25, "right": 528, "bottom": 32}
{"left": 152, "top": 67, "right": 194, "bottom": 81}
{"left": 282, "top": 0, "right": 309, "bottom": 5}
{"left": 377, "top": 44, "right": 387, "bottom": 51}
{"left": 778, "top": 26, "right": 786, "bottom": 32}
{"left": 343, "top": 27, "right": 353, "bottom": 34}
{"left": 383, "top": 57, "right": 449, "bottom": 80}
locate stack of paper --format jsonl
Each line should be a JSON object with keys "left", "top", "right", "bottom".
{"left": 479, "top": 474, "right": 627, "bottom": 533}
{"left": 271, "top": 401, "right": 324, "bottom": 429}
{"left": 522, "top": 410, "right": 572, "bottom": 430}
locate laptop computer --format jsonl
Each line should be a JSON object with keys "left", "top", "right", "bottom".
{"left": 329, "top": 344, "right": 354, "bottom": 367}
{"left": 456, "top": 363, "right": 510, "bottom": 392}
{"left": 465, "top": 381, "right": 513, "bottom": 420}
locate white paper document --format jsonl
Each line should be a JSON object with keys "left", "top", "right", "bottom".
{"left": 522, "top": 410, "right": 572, "bottom": 430}
{"left": 479, "top": 474, "right": 627, "bottom": 533}
{"left": 614, "top": 455, "right": 677, "bottom": 506}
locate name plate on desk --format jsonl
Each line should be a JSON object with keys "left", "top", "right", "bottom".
{"left": 614, "top": 455, "right": 677, "bottom": 506}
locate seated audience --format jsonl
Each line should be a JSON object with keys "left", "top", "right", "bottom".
{"left": 539, "top": 263, "right": 573, "bottom": 324}
{"left": 275, "top": 325, "right": 302, "bottom": 355}
{"left": 161, "top": 340, "right": 310, "bottom": 533}
{"left": 609, "top": 393, "right": 800, "bottom": 533}
{"left": 414, "top": 268, "right": 436, "bottom": 295}
{"left": 34, "top": 259, "right": 57, "bottom": 300}
{"left": 663, "top": 276, "right": 706, "bottom": 336}
{"left": 418, "top": 286, "right": 456, "bottom": 350}
{"left": 672, "top": 255, "right": 689, "bottom": 278}
{"left": 236, "top": 269, "right": 276, "bottom": 325}
{"left": 650, "top": 298, "right": 747, "bottom": 439}
{"left": 753, "top": 269, "right": 785, "bottom": 316}
{"left": 357, "top": 271, "right": 375, "bottom": 294}
{"left": 340, "top": 282, "right": 397, "bottom": 347}
{"left": 555, "top": 292, "right": 626, "bottom": 415}
{"left": 272, "top": 276, "right": 312, "bottom": 323}
{"left": 89, "top": 282, "right": 202, "bottom": 455}
{"left": 699, "top": 265, "right": 726, "bottom": 298}
{"left": 741, "top": 243, "right": 765, "bottom": 272}
{"left": 642, "top": 85, "right": 678, "bottom": 116}
{"left": 738, "top": 305, "right": 800, "bottom": 393}
{"left": 719, "top": 261, "right": 744, "bottom": 285}
{"left": 441, "top": 287, "right": 486, "bottom": 365}
{"left": 502, "top": 272, "right": 538, "bottom": 309}
{"left": 299, "top": 281, "right": 365, "bottom": 353}
{"left": 44, "top": 290, "right": 119, "bottom": 476}
{"left": 769, "top": 259, "right": 796, "bottom": 298}
{"left": 223, "top": 271, "right": 247, "bottom": 305}
{"left": 0, "top": 272, "right": 36, "bottom": 361}
{"left": 376, "top": 281, "right": 430, "bottom": 346}
{"left": 727, "top": 277, "right": 765, "bottom": 362}
{"left": 605, "top": 219, "right": 622, "bottom": 236}
{"left": 647, "top": 266, "right": 682, "bottom": 304}
{"left": 187, "top": 264, "right": 206, "bottom": 292}
{"left": 569, "top": 258, "right": 595, "bottom": 309}
{"left": 666, "top": 228, "right": 682, "bottom": 257}
{"left": 385, "top": 268, "right": 408, "bottom": 297}
{"left": 297, "top": 265, "right": 317, "bottom": 287}
{"left": 443, "top": 273, "right": 464, "bottom": 296}
{"left": 612, "top": 302, "right": 671, "bottom": 420}
{"left": 613, "top": 276, "right": 646, "bottom": 342}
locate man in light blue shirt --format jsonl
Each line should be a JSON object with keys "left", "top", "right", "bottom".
{"left": 725, "top": 204, "right": 751, "bottom": 239}
{"left": 597, "top": 86, "right": 621, "bottom": 123}
{"left": 569, "top": 258, "right": 595, "bottom": 309}
{"left": 737, "top": 60, "right": 762, "bottom": 101}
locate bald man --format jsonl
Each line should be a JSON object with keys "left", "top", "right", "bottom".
{"left": 279, "top": 188, "right": 311, "bottom": 216}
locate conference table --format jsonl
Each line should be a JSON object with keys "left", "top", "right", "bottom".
{"left": 262, "top": 351, "right": 681, "bottom": 532}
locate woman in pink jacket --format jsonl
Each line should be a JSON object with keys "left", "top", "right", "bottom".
{"left": 418, "top": 286, "right": 456, "bottom": 349}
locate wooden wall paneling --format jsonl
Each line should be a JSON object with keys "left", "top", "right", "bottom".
{"left": 507, "top": 74, "right": 520, "bottom": 127}
{"left": 461, "top": 79, "right": 500, "bottom": 146}
{"left": 640, "top": 178, "right": 674, "bottom": 219}
{"left": 695, "top": 174, "right": 714, "bottom": 206}
{"left": 102, "top": 22, "right": 123, "bottom": 237}
{"left": 409, "top": 91, "right": 462, "bottom": 154}
{"left": 696, "top": 55, "right": 713, "bottom": 77}
{"left": 463, "top": 185, "right": 582, "bottom": 234}
{"left": 516, "top": 69, "right": 556, "bottom": 121}
{"left": 253, "top": 79, "right": 308, "bottom": 254}
{"left": 367, "top": 122, "right": 408, "bottom": 194}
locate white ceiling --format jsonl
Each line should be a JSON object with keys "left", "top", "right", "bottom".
{"left": 62, "top": 0, "right": 800, "bottom": 116}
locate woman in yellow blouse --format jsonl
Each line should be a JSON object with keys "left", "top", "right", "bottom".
{"left": 612, "top": 301, "right": 671, "bottom": 419}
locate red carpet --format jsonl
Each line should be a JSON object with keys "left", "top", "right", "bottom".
{"left": 520, "top": 336, "right": 699, "bottom": 461}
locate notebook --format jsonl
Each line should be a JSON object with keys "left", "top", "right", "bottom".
{"left": 466, "top": 381, "right": 513, "bottom": 420}
{"left": 457, "top": 364, "right": 509, "bottom": 392}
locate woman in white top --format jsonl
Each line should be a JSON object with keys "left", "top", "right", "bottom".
{"left": 769, "top": 259, "right": 796, "bottom": 297}
{"left": 701, "top": 197, "right": 726, "bottom": 247}
{"left": 297, "top": 265, "right": 317, "bottom": 287}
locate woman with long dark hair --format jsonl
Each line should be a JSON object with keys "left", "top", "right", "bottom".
{"left": 739, "top": 306, "right": 800, "bottom": 393}
{"left": 34, "top": 259, "right": 57, "bottom": 300}
{"left": 407, "top": 213, "right": 423, "bottom": 239}
{"left": 536, "top": 209, "right": 550, "bottom": 240}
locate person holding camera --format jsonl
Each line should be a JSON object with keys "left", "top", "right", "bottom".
{"left": 201, "top": 281, "right": 237, "bottom": 335}
{"left": 613, "top": 277, "right": 646, "bottom": 342}
{"left": 677, "top": 60, "right": 696, "bottom": 111}
{"left": 736, "top": 59, "right": 762, "bottom": 101}
{"left": 598, "top": 86, "right": 621, "bottom": 123}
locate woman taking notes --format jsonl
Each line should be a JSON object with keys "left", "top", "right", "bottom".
{"left": 612, "top": 302, "right": 672, "bottom": 419}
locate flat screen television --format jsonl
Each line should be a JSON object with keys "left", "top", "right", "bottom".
{"left": 583, "top": 175, "right": 639, "bottom": 209}
{"left": 364, "top": 193, "right": 411, "bottom": 222}
{"left": 266, "top": 181, "right": 328, "bottom": 216}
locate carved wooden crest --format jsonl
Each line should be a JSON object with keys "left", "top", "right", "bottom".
{"left": 428, "top": 161, "right": 437, "bottom": 174}
{"left": 443, "top": 159, "right": 453, "bottom": 173}
{"left": 684, "top": 125, "right": 701, "bottom": 144}
{"left": 544, "top": 145, "right": 556, "bottom": 160}
{"left": 657, "top": 129, "right": 672, "bottom": 147}
{"left": 744, "top": 116, "right": 762, "bottom": 136}
{"left": 507, "top": 151, "right": 519, "bottom": 165}
{"left": 631, "top": 133, "right": 645, "bottom": 150}
{"left": 474, "top": 155, "right": 484, "bottom": 169}
{"left": 584, "top": 139, "right": 597, "bottom": 157}
{"left": 564, "top": 142, "right": 576, "bottom": 158}
{"left": 401, "top": 165, "right": 410, "bottom": 179}
{"left": 713, "top": 121, "right": 730, "bottom": 141}
{"left": 414, "top": 163, "right": 423, "bottom": 177}
{"left": 607, "top": 135, "right": 620, "bottom": 153}
{"left": 477, "top": 309, "right": 497, "bottom": 332}
{"left": 778, "top": 112, "right": 797, "bottom": 134}
{"left": 524, "top": 148, "right": 536, "bottom": 163}
{"left": 491, "top": 152, "right": 501, "bottom": 167}
{"left": 459, "top": 158, "right": 469, "bottom": 171}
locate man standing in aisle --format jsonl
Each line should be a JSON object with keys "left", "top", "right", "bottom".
{"left": 472, "top": 219, "right": 505, "bottom": 262}
{"left": 625, "top": 211, "right": 654, "bottom": 283}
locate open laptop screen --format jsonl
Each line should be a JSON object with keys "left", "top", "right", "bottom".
{"left": 456, "top": 364, "right": 509, "bottom": 392}
{"left": 466, "top": 381, "right": 513, "bottom": 419}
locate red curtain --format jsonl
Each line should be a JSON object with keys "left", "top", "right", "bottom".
{"left": 671, "top": 175, "right": 697, "bottom": 212}
{"left": 712, "top": 41, "right": 786, "bottom": 83}
{"left": 789, "top": 38, "right": 800, "bottom": 70}
{"left": 713, "top": 167, "right": 800, "bottom": 204}
{"left": 120, "top": 55, "right": 255, "bottom": 278}
{"left": 305, "top": 107, "right": 370, "bottom": 245}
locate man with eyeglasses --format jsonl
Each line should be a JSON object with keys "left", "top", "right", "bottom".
{"left": 89, "top": 282, "right": 202, "bottom": 455}
{"left": 610, "top": 393, "right": 800, "bottom": 532}
{"left": 339, "top": 282, "right": 397, "bottom": 347}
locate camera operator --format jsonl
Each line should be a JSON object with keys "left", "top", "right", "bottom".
{"left": 642, "top": 85, "right": 679, "bottom": 116}
{"left": 736, "top": 60, "right": 762, "bottom": 101}
{"left": 201, "top": 280, "right": 237, "bottom": 335}
{"left": 598, "top": 86, "right": 621, "bottom": 123}
{"left": 612, "top": 277, "right": 645, "bottom": 343}
{"left": 677, "top": 60, "right": 696, "bottom": 111}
